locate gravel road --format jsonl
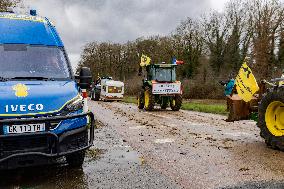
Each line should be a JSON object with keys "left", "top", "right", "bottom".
{"left": 90, "top": 100, "right": 284, "bottom": 189}
{"left": 2, "top": 100, "right": 284, "bottom": 189}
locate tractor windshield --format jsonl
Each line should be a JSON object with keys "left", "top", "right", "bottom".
{"left": 153, "top": 67, "right": 176, "bottom": 82}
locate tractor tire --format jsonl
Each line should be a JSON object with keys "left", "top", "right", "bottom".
{"left": 144, "top": 87, "right": 155, "bottom": 111}
{"left": 170, "top": 94, "right": 182, "bottom": 111}
{"left": 258, "top": 89, "right": 284, "bottom": 151}
{"left": 66, "top": 150, "right": 85, "bottom": 168}
{"left": 94, "top": 92, "right": 100, "bottom": 101}
{"left": 137, "top": 90, "right": 144, "bottom": 109}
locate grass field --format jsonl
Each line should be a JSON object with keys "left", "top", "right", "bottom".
{"left": 122, "top": 96, "right": 228, "bottom": 115}
{"left": 123, "top": 96, "right": 137, "bottom": 104}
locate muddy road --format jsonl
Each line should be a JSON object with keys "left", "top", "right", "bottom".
{"left": 0, "top": 115, "right": 178, "bottom": 189}
{"left": 90, "top": 101, "right": 284, "bottom": 189}
{"left": 1, "top": 100, "right": 284, "bottom": 189}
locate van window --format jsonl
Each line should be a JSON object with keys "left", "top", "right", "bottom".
{"left": 0, "top": 45, "right": 71, "bottom": 79}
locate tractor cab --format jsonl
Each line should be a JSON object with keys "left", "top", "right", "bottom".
{"left": 147, "top": 64, "right": 177, "bottom": 82}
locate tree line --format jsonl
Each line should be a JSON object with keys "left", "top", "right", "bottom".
{"left": 0, "top": 0, "right": 20, "bottom": 12}
{"left": 3, "top": 0, "right": 284, "bottom": 98}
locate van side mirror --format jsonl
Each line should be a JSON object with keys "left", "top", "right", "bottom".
{"left": 76, "top": 67, "right": 92, "bottom": 89}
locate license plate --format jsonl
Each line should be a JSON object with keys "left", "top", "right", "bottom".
{"left": 3, "top": 123, "right": 45, "bottom": 134}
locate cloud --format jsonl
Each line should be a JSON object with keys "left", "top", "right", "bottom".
{"left": 23, "top": 0, "right": 227, "bottom": 69}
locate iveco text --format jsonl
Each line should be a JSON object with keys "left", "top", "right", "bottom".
{"left": 5, "top": 104, "right": 44, "bottom": 113}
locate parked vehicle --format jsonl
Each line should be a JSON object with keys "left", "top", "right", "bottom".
{"left": 221, "top": 65, "right": 284, "bottom": 151}
{"left": 91, "top": 76, "right": 124, "bottom": 101}
{"left": 138, "top": 63, "right": 183, "bottom": 111}
{"left": 257, "top": 78, "right": 284, "bottom": 150}
{"left": 0, "top": 11, "right": 94, "bottom": 169}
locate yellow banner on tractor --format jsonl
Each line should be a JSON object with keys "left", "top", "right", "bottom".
{"left": 235, "top": 63, "right": 259, "bottom": 102}
{"left": 140, "top": 54, "right": 151, "bottom": 67}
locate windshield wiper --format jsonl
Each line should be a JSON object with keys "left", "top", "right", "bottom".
{"left": 10, "top": 77, "right": 55, "bottom": 81}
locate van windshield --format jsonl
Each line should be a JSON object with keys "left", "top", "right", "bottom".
{"left": 0, "top": 45, "right": 71, "bottom": 80}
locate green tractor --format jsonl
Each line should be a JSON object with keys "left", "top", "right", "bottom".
{"left": 258, "top": 78, "right": 284, "bottom": 150}
{"left": 223, "top": 74, "right": 284, "bottom": 150}
{"left": 137, "top": 63, "right": 183, "bottom": 111}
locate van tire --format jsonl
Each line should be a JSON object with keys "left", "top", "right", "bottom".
{"left": 91, "top": 91, "right": 95, "bottom": 100}
{"left": 66, "top": 150, "right": 85, "bottom": 168}
{"left": 94, "top": 92, "right": 100, "bottom": 101}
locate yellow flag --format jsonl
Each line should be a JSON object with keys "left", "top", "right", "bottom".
{"left": 140, "top": 54, "right": 151, "bottom": 67}
{"left": 235, "top": 63, "right": 259, "bottom": 102}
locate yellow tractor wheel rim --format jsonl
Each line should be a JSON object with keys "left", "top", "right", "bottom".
{"left": 144, "top": 91, "right": 150, "bottom": 108}
{"left": 265, "top": 101, "right": 284, "bottom": 136}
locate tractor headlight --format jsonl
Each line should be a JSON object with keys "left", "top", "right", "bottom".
{"left": 63, "top": 96, "right": 84, "bottom": 113}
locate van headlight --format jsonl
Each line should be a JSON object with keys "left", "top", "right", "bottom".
{"left": 63, "top": 96, "right": 84, "bottom": 113}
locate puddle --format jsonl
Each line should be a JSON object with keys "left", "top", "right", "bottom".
{"left": 224, "top": 132, "right": 255, "bottom": 138}
{"left": 129, "top": 126, "right": 146, "bottom": 130}
{"left": 0, "top": 163, "right": 89, "bottom": 189}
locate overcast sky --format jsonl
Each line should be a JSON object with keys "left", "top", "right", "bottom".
{"left": 23, "top": 0, "right": 229, "bottom": 69}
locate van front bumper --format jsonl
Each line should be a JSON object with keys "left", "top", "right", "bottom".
{"left": 0, "top": 112, "right": 95, "bottom": 169}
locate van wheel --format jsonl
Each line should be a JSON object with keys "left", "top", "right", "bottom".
{"left": 91, "top": 91, "right": 95, "bottom": 100}
{"left": 66, "top": 150, "right": 85, "bottom": 168}
{"left": 94, "top": 92, "right": 100, "bottom": 101}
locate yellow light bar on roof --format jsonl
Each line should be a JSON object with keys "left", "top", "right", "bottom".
{"left": 0, "top": 14, "right": 46, "bottom": 23}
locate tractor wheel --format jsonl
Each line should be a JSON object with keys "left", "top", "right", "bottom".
{"left": 258, "top": 89, "right": 284, "bottom": 150}
{"left": 170, "top": 94, "right": 182, "bottom": 111}
{"left": 144, "top": 87, "right": 155, "bottom": 111}
{"left": 137, "top": 90, "right": 144, "bottom": 109}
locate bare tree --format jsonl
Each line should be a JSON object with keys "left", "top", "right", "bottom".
{"left": 203, "top": 11, "right": 229, "bottom": 76}
{"left": 250, "top": 0, "right": 284, "bottom": 79}
{"left": 0, "top": 0, "right": 20, "bottom": 12}
{"left": 174, "top": 18, "right": 203, "bottom": 79}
